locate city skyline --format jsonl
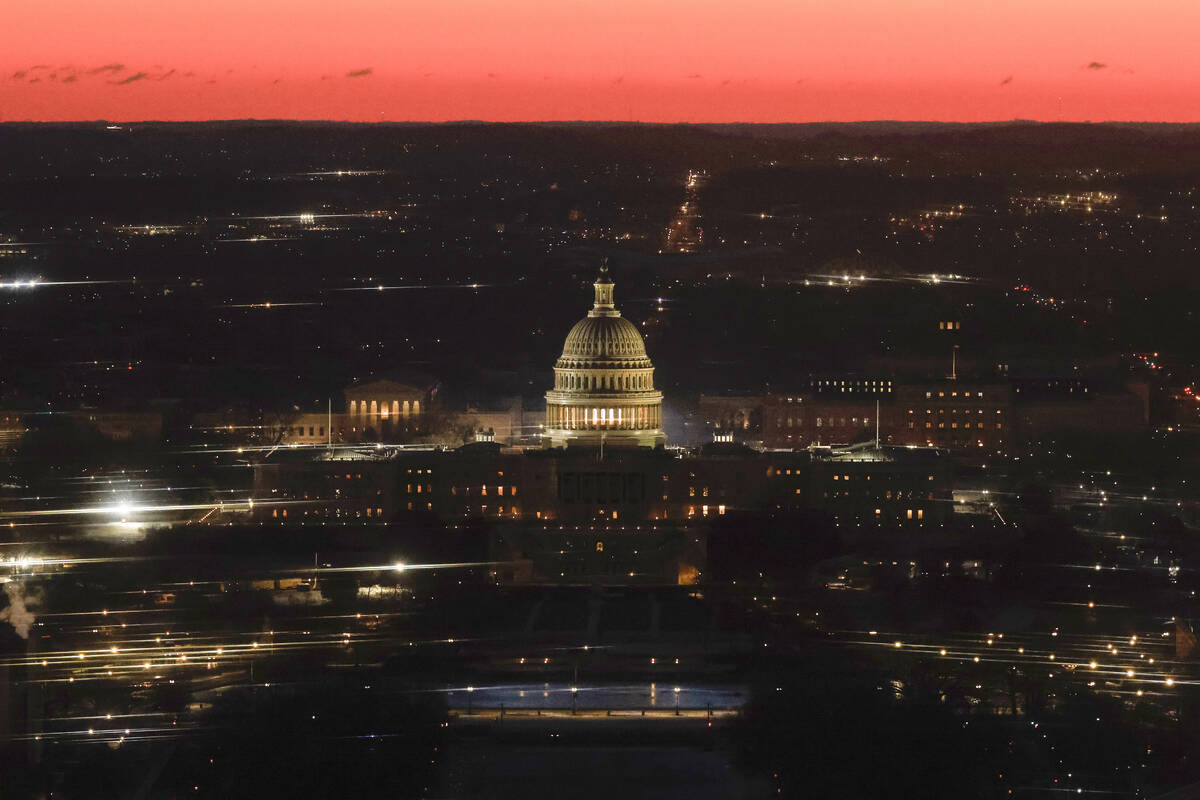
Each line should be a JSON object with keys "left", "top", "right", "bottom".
{"left": 6, "top": 3, "right": 1200, "bottom": 787}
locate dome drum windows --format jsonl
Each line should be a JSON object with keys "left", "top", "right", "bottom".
{"left": 554, "top": 368, "right": 656, "bottom": 394}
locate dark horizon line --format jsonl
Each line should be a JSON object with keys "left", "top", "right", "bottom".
{"left": 3, "top": 118, "right": 1200, "bottom": 127}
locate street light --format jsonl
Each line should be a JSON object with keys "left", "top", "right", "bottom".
{"left": 674, "top": 686, "right": 681, "bottom": 716}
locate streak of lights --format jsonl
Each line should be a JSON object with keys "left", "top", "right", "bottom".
{"left": 214, "top": 237, "right": 299, "bottom": 243}
{"left": 0, "top": 279, "right": 129, "bottom": 289}
{"left": 232, "top": 212, "right": 381, "bottom": 221}
{"left": 835, "top": 628, "right": 1189, "bottom": 695}
{"left": 0, "top": 499, "right": 267, "bottom": 520}
{"left": 221, "top": 301, "right": 322, "bottom": 309}
{"left": 1, "top": 627, "right": 487, "bottom": 676}
{"left": 12, "top": 725, "right": 200, "bottom": 744}
{"left": 794, "top": 272, "right": 978, "bottom": 288}
{"left": 331, "top": 282, "right": 493, "bottom": 292}
{"left": 67, "top": 484, "right": 213, "bottom": 497}
{"left": 2, "top": 554, "right": 157, "bottom": 570}
{"left": 307, "top": 560, "right": 510, "bottom": 576}
{"left": 293, "top": 170, "right": 390, "bottom": 177}
{"left": 179, "top": 440, "right": 437, "bottom": 456}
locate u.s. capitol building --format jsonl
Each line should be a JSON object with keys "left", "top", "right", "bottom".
{"left": 543, "top": 263, "right": 665, "bottom": 449}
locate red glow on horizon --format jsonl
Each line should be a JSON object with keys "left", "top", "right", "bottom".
{"left": 3, "top": 0, "right": 1200, "bottom": 122}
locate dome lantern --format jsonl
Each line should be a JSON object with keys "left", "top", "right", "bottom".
{"left": 592, "top": 259, "right": 616, "bottom": 314}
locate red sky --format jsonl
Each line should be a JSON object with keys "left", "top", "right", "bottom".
{"left": 3, "top": 0, "right": 1199, "bottom": 122}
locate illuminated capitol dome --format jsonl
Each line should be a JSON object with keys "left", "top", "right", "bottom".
{"left": 544, "top": 263, "right": 665, "bottom": 448}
